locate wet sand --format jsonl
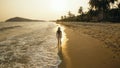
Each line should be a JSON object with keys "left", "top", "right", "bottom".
{"left": 58, "top": 22, "right": 120, "bottom": 68}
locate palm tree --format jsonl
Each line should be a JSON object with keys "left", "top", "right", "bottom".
{"left": 118, "top": 3, "right": 120, "bottom": 8}
{"left": 78, "top": 6, "right": 83, "bottom": 15}
{"left": 61, "top": 16, "right": 64, "bottom": 20}
{"left": 89, "top": 0, "right": 117, "bottom": 11}
{"left": 68, "top": 11, "right": 74, "bottom": 17}
{"left": 89, "top": 0, "right": 118, "bottom": 21}
{"left": 109, "top": 0, "right": 117, "bottom": 3}
{"left": 64, "top": 15, "right": 67, "bottom": 19}
{"left": 89, "top": 0, "right": 99, "bottom": 10}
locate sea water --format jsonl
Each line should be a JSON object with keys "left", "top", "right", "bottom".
{"left": 0, "top": 22, "right": 61, "bottom": 68}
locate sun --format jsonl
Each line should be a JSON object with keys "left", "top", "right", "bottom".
{"left": 51, "top": 0, "right": 67, "bottom": 12}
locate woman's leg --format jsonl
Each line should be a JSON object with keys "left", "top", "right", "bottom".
{"left": 58, "top": 39, "right": 60, "bottom": 52}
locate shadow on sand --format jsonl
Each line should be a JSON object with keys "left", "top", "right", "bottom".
{"left": 58, "top": 47, "right": 63, "bottom": 59}
{"left": 57, "top": 47, "right": 66, "bottom": 68}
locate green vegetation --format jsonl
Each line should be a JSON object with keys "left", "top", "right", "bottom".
{"left": 58, "top": 0, "right": 120, "bottom": 22}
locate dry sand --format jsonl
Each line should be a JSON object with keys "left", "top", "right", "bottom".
{"left": 58, "top": 22, "right": 120, "bottom": 68}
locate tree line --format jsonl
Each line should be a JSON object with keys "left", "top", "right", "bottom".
{"left": 57, "top": 0, "right": 120, "bottom": 22}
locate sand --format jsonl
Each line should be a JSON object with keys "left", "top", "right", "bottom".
{"left": 58, "top": 22, "right": 120, "bottom": 68}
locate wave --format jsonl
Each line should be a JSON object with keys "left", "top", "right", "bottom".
{"left": 0, "top": 22, "right": 61, "bottom": 68}
{"left": 0, "top": 26, "right": 21, "bottom": 31}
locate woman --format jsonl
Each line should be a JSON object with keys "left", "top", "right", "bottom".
{"left": 56, "top": 27, "right": 62, "bottom": 52}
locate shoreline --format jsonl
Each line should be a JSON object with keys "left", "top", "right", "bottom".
{"left": 58, "top": 22, "right": 120, "bottom": 68}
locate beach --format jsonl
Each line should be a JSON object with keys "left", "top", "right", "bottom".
{"left": 0, "top": 21, "right": 120, "bottom": 68}
{"left": 58, "top": 22, "right": 120, "bottom": 68}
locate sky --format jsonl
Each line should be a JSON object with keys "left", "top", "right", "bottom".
{"left": 0, "top": 0, "right": 89, "bottom": 21}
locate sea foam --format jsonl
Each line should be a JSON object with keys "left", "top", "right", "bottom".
{"left": 0, "top": 22, "right": 61, "bottom": 68}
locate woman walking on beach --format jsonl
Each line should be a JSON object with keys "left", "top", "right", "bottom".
{"left": 56, "top": 27, "right": 62, "bottom": 52}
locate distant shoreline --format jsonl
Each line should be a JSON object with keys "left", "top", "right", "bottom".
{"left": 5, "top": 17, "right": 46, "bottom": 22}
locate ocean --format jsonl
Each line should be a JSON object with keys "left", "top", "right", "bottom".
{"left": 0, "top": 22, "right": 61, "bottom": 68}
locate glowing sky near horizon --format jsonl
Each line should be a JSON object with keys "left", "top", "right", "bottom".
{"left": 0, "top": 0, "right": 89, "bottom": 21}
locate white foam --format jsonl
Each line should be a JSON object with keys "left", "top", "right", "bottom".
{"left": 0, "top": 22, "right": 61, "bottom": 68}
